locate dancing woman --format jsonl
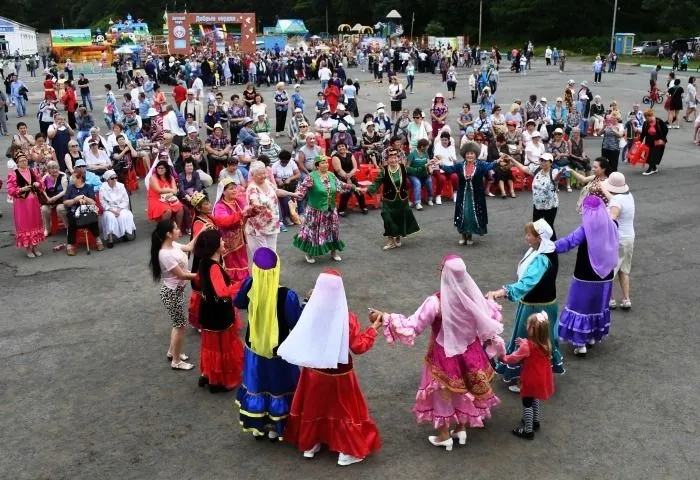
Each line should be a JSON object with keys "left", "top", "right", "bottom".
{"left": 194, "top": 229, "right": 245, "bottom": 392}
{"left": 234, "top": 247, "right": 304, "bottom": 441}
{"left": 555, "top": 195, "right": 618, "bottom": 358}
{"left": 278, "top": 269, "right": 382, "bottom": 467}
{"left": 149, "top": 219, "right": 198, "bottom": 371}
{"left": 487, "top": 219, "right": 564, "bottom": 390}
{"left": 366, "top": 148, "right": 420, "bottom": 250}
{"left": 440, "top": 143, "right": 498, "bottom": 246}
{"left": 370, "top": 255, "right": 504, "bottom": 451}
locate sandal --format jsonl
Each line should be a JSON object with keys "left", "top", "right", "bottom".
{"left": 167, "top": 353, "right": 190, "bottom": 362}
{"left": 171, "top": 361, "right": 194, "bottom": 371}
{"left": 382, "top": 242, "right": 397, "bottom": 251}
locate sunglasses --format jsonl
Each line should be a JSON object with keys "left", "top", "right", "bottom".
{"left": 109, "top": 176, "right": 118, "bottom": 180}
{"left": 413, "top": 116, "right": 421, "bottom": 119}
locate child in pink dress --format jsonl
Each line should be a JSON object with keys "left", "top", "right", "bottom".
{"left": 370, "top": 254, "right": 505, "bottom": 451}
{"left": 500, "top": 311, "right": 555, "bottom": 440}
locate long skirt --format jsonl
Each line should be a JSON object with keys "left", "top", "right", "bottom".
{"left": 559, "top": 276, "right": 614, "bottom": 346}
{"left": 13, "top": 195, "right": 45, "bottom": 248}
{"left": 414, "top": 339, "right": 500, "bottom": 429}
{"left": 284, "top": 367, "right": 381, "bottom": 459}
{"left": 380, "top": 198, "right": 420, "bottom": 237}
{"left": 292, "top": 207, "right": 344, "bottom": 256}
{"left": 235, "top": 346, "right": 300, "bottom": 438}
{"left": 100, "top": 209, "right": 135, "bottom": 239}
{"left": 200, "top": 324, "right": 244, "bottom": 389}
{"left": 495, "top": 299, "right": 564, "bottom": 381}
{"left": 187, "top": 290, "right": 203, "bottom": 330}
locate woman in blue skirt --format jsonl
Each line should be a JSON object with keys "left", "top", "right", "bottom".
{"left": 487, "top": 219, "right": 564, "bottom": 392}
{"left": 234, "top": 247, "right": 304, "bottom": 441}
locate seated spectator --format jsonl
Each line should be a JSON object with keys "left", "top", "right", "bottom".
{"left": 30, "top": 133, "right": 57, "bottom": 172}
{"left": 62, "top": 159, "right": 104, "bottom": 255}
{"left": 295, "top": 133, "right": 323, "bottom": 176}
{"left": 177, "top": 157, "right": 206, "bottom": 233}
{"left": 84, "top": 139, "right": 112, "bottom": 178}
{"left": 99, "top": 169, "right": 136, "bottom": 247}
{"left": 40, "top": 160, "right": 69, "bottom": 237}
{"left": 111, "top": 134, "right": 139, "bottom": 193}
{"left": 361, "top": 122, "right": 383, "bottom": 166}
{"left": 237, "top": 117, "right": 257, "bottom": 147}
{"left": 217, "top": 157, "right": 247, "bottom": 188}
{"left": 288, "top": 107, "right": 310, "bottom": 139}
{"left": 257, "top": 133, "right": 282, "bottom": 163}
{"left": 162, "top": 133, "right": 181, "bottom": 172}
{"left": 204, "top": 103, "right": 220, "bottom": 135}
{"left": 272, "top": 150, "right": 301, "bottom": 226}
{"left": 105, "top": 123, "right": 125, "bottom": 152}
{"left": 252, "top": 112, "right": 271, "bottom": 134}
{"left": 330, "top": 123, "right": 355, "bottom": 152}
{"left": 232, "top": 137, "right": 256, "bottom": 177}
{"left": 81, "top": 126, "right": 108, "bottom": 157}
{"left": 146, "top": 158, "right": 184, "bottom": 225}
{"left": 125, "top": 118, "right": 152, "bottom": 172}
{"left": 205, "top": 123, "right": 232, "bottom": 180}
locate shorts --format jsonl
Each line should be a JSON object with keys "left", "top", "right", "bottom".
{"left": 160, "top": 284, "right": 187, "bottom": 328}
{"left": 447, "top": 81, "right": 457, "bottom": 92}
{"left": 615, "top": 237, "right": 634, "bottom": 275}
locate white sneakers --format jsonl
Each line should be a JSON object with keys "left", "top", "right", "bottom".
{"left": 508, "top": 384, "right": 521, "bottom": 393}
{"left": 415, "top": 203, "right": 423, "bottom": 210}
{"left": 427, "top": 200, "right": 434, "bottom": 206}
{"left": 303, "top": 444, "right": 365, "bottom": 467}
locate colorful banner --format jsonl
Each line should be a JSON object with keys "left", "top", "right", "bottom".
{"left": 51, "top": 29, "right": 93, "bottom": 47}
{"left": 428, "top": 37, "right": 462, "bottom": 50}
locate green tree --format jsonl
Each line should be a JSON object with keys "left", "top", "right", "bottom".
{"left": 424, "top": 20, "right": 445, "bottom": 36}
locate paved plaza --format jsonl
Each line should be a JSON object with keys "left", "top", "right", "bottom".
{"left": 1, "top": 61, "right": 699, "bottom": 480}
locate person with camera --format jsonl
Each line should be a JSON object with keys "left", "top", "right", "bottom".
{"left": 62, "top": 159, "right": 104, "bottom": 256}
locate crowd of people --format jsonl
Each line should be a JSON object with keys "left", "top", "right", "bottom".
{"left": 2, "top": 40, "right": 670, "bottom": 465}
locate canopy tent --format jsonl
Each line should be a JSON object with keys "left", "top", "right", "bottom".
{"left": 274, "top": 19, "right": 309, "bottom": 35}
{"left": 386, "top": 9, "right": 402, "bottom": 19}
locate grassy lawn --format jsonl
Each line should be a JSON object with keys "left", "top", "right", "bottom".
{"left": 577, "top": 55, "right": 700, "bottom": 71}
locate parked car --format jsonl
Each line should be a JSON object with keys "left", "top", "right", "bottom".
{"left": 671, "top": 39, "right": 693, "bottom": 54}
{"left": 632, "top": 41, "right": 660, "bottom": 56}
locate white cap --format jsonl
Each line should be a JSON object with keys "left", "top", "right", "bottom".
{"left": 259, "top": 133, "right": 272, "bottom": 145}
{"left": 186, "top": 125, "right": 198, "bottom": 134}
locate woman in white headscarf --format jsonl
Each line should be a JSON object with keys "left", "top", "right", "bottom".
{"left": 99, "top": 169, "right": 136, "bottom": 248}
{"left": 278, "top": 269, "right": 382, "bottom": 467}
{"left": 369, "top": 255, "right": 505, "bottom": 451}
{"left": 487, "top": 219, "right": 564, "bottom": 391}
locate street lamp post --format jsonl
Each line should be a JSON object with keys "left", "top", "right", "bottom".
{"left": 478, "top": 0, "right": 483, "bottom": 46}
{"left": 609, "top": 0, "right": 619, "bottom": 53}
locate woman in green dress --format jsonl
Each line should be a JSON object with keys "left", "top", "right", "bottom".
{"left": 440, "top": 143, "right": 498, "bottom": 246}
{"left": 367, "top": 148, "right": 420, "bottom": 251}
{"left": 293, "top": 155, "right": 363, "bottom": 264}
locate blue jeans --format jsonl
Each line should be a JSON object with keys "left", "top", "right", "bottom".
{"left": 15, "top": 96, "right": 26, "bottom": 117}
{"left": 320, "top": 80, "right": 328, "bottom": 91}
{"left": 77, "top": 131, "right": 90, "bottom": 149}
{"left": 576, "top": 101, "right": 588, "bottom": 135}
{"left": 407, "top": 75, "right": 414, "bottom": 92}
{"left": 409, "top": 175, "right": 433, "bottom": 204}
{"left": 81, "top": 93, "right": 93, "bottom": 111}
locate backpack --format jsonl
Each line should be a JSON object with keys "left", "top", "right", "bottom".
{"left": 175, "top": 110, "right": 186, "bottom": 129}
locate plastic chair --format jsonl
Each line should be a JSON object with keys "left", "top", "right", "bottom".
{"left": 75, "top": 228, "right": 98, "bottom": 254}
{"left": 50, "top": 208, "right": 66, "bottom": 235}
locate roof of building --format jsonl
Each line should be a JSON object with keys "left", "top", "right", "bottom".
{"left": 0, "top": 16, "right": 37, "bottom": 32}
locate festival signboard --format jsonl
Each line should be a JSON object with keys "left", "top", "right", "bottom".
{"left": 50, "top": 29, "right": 93, "bottom": 47}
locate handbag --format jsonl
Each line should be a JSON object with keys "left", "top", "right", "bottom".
{"left": 74, "top": 204, "right": 98, "bottom": 227}
{"left": 398, "top": 88, "right": 407, "bottom": 100}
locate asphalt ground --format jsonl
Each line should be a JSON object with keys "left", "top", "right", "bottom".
{"left": 1, "top": 60, "right": 699, "bottom": 480}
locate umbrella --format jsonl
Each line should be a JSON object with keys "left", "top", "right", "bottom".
{"left": 114, "top": 45, "right": 133, "bottom": 54}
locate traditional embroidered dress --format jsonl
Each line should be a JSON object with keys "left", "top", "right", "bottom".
{"left": 441, "top": 160, "right": 497, "bottom": 236}
{"left": 556, "top": 196, "right": 619, "bottom": 347}
{"left": 367, "top": 164, "right": 420, "bottom": 238}
{"left": 279, "top": 270, "right": 381, "bottom": 461}
{"left": 292, "top": 171, "right": 354, "bottom": 257}
{"left": 213, "top": 196, "right": 248, "bottom": 284}
{"left": 382, "top": 256, "right": 504, "bottom": 429}
{"left": 7, "top": 166, "right": 45, "bottom": 248}
{"left": 198, "top": 257, "right": 244, "bottom": 390}
{"left": 495, "top": 219, "right": 564, "bottom": 381}
{"left": 234, "top": 248, "right": 302, "bottom": 438}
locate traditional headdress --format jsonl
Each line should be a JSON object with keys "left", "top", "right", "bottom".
{"left": 190, "top": 191, "right": 208, "bottom": 210}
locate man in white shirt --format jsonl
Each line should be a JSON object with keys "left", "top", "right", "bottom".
{"left": 524, "top": 131, "right": 546, "bottom": 171}
{"left": 318, "top": 65, "right": 332, "bottom": 90}
{"left": 604, "top": 172, "right": 635, "bottom": 311}
{"left": 163, "top": 104, "right": 187, "bottom": 146}
{"left": 191, "top": 75, "right": 204, "bottom": 101}
{"left": 545, "top": 46, "right": 553, "bottom": 67}
{"left": 180, "top": 89, "right": 203, "bottom": 129}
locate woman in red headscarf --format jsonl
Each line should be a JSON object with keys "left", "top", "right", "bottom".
{"left": 369, "top": 255, "right": 505, "bottom": 452}
{"left": 278, "top": 269, "right": 382, "bottom": 467}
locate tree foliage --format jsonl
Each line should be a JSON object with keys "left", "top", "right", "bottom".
{"left": 0, "top": 0, "right": 697, "bottom": 43}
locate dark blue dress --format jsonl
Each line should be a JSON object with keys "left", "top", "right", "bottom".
{"left": 234, "top": 278, "right": 303, "bottom": 437}
{"left": 442, "top": 160, "right": 496, "bottom": 235}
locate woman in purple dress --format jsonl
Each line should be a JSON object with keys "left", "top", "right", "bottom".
{"left": 555, "top": 195, "right": 619, "bottom": 358}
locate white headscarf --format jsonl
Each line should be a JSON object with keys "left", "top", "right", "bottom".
{"left": 144, "top": 156, "right": 175, "bottom": 190}
{"left": 516, "top": 218, "right": 555, "bottom": 279}
{"left": 277, "top": 271, "right": 349, "bottom": 369}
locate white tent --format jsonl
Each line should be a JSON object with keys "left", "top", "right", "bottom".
{"left": 386, "top": 9, "right": 402, "bottom": 19}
